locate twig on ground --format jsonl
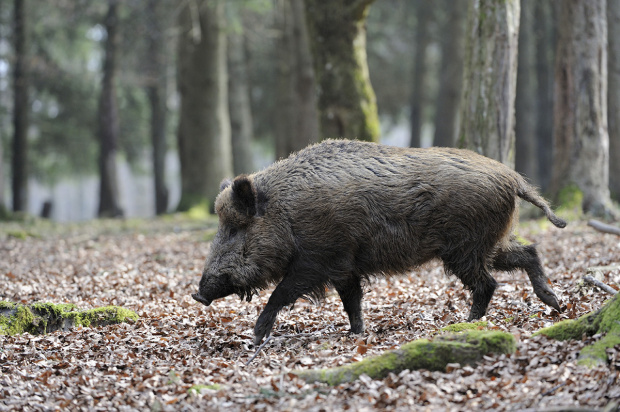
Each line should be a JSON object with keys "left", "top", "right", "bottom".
{"left": 588, "top": 220, "right": 620, "bottom": 236}
{"left": 583, "top": 275, "right": 618, "bottom": 295}
{"left": 246, "top": 335, "right": 273, "bottom": 366}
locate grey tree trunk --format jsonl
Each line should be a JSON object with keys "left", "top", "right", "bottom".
{"left": 274, "top": 0, "right": 296, "bottom": 159}
{"left": 305, "top": 0, "right": 380, "bottom": 142}
{"left": 551, "top": 0, "right": 613, "bottom": 217}
{"left": 458, "top": 0, "right": 520, "bottom": 168}
{"left": 12, "top": 0, "right": 28, "bottom": 212}
{"left": 608, "top": 0, "right": 620, "bottom": 200}
{"left": 145, "top": 0, "right": 169, "bottom": 215}
{"left": 97, "top": 0, "right": 123, "bottom": 218}
{"left": 432, "top": 0, "right": 465, "bottom": 147}
{"left": 176, "top": 0, "right": 232, "bottom": 211}
{"left": 515, "top": 0, "right": 538, "bottom": 181}
{"left": 228, "top": 26, "right": 255, "bottom": 176}
{"left": 409, "top": 0, "right": 432, "bottom": 148}
{"left": 534, "top": 1, "right": 555, "bottom": 193}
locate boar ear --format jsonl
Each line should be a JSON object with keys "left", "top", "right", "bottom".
{"left": 231, "top": 175, "right": 256, "bottom": 216}
{"left": 220, "top": 178, "right": 232, "bottom": 192}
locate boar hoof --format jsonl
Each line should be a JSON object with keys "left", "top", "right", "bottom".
{"left": 192, "top": 293, "right": 212, "bottom": 306}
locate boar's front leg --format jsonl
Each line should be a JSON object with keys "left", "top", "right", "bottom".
{"left": 254, "top": 274, "right": 325, "bottom": 346}
{"left": 334, "top": 277, "right": 364, "bottom": 334}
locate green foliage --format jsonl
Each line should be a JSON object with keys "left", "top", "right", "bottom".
{"left": 188, "top": 384, "right": 221, "bottom": 395}
{"left": 439, "top": 321, "right": 488, "bottom": 333}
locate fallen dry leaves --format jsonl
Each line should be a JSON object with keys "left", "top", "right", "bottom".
{"left": 0, "top": 218, "right": 619, "bottom": 411}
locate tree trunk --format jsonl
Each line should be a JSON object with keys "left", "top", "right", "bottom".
{"left": 534, "top": 1, "right": 555, "bottom": 193}
{"left": 305, "top": 0, "right": 380, "bottom": 142}
{"left": 409, "top": 0, "right": 432, "bottom": 148}
{"left": 515, "top": 0, "right": 538, "bottom": 181}
{"left": 228, "top": 26, "right": 255, "bottom": 176}
{"left": 12, "top": 0, "right": 28, "bottom": 213}
{"left": 551, "top": 0, "right": 613, "bottom": 217}
{"left": 97, "top": 0, "right": 123, "bottom": 218}
{"left": 145, "top": 0, "right": 169, "bottom": 215}
{"left": 274, "top": 0, "right": 296, "bottom": 159}
{"left": 608, "top": 0, "right": 620, "bottom": 200}
{"left": 432, "top": 0, "right": 465, "bottom": 147}
{"left": 458, "top": 0, "right": 520, "bottom": 168}
{"left": 176, "top": 0, "right": 232, "bottom": 211}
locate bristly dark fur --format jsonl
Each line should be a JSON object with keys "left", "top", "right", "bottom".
{"left": 193, "top": 139, "right": 565, "bottom": 346}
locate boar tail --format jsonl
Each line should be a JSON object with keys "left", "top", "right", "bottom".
{"left": 517, "top": 186, "right": 567, "bottom": 228}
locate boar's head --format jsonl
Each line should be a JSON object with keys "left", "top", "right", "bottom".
{"left": 192, "top": 174, "right": 288, "bottom": 307}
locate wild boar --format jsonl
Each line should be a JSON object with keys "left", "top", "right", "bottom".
{"left": 192, "top": 139, "right": 566, "bottom": 345}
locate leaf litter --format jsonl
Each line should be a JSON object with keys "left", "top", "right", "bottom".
{"left": 0, "top": 219, "right": 619, "bottom": 411}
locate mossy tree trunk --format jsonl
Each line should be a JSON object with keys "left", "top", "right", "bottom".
{"left": 304, "top": 0, "right": 380, "bottom": 142}
{"left": 295, "top": 329, "right": 516, "bottom": 385}
{"left": 551, "top": 0, "right": 613, "bottom": 217}
{"left": 458, "top": 0, "right": 520, "bottom": 168}
{"left": 535, "top": 292, "right": 620, "bottom": 367}
{"left": 177, "top": 0, "right": 233, "bottom": 212}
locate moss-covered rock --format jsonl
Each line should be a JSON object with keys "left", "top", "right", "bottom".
{"left": 534, "top": 293, "right": 620, "bottom": 367}
{"left": 0, "top": 301, "right": 138, "bottom": 335}
{"left": 295, "top": 329, "right": 516, "bottom": 385}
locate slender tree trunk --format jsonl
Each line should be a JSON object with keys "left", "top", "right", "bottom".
{"left": 177, "top": 0, "right": 232, "bottom": 211}
{"left": 305, "top": 0, "right": 380, "bottom": 142}
{"left": 609, "top": 0, "right": 620, "bottom": 200}
{"left": 228, "top": 26, "right": 254, "bottom": 175}
{"left": 97, "top": 0, "right": 123, "bottom": 218}
{"left": 12, "top": 0, "right": 28, "bottom": 212}
{"left": 290, "top": 0, "right": 319, "bottom": 151}
{"left": 534, "top": 1, "right": 555, "bottom": 193}
{"left": 458, "top": 0, "right": 520, "bottom": 168}
{"left": 433, "top": 0, "right": 465, "bottom": 147}
{"left": 551, "top": 0, "right": 613, "bottom": 217}
{"left": 145, "top": 0, "right": 169, "bottom": 215}
{"left": 515, "top": 0, "right": 538, "bottom": 181}
{"left": 409, "top": 0, "right": 432, "bottom": 148}
{"left": 274, "top": 0, "right": 296, "bottom": 159}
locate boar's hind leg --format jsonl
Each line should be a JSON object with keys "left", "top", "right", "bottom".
{"left": 443, "top": 256, "right": 498, "bottom": 321}
{"left": 253, "top": 275, "right": 326, "bottom": 346}
{"left": 334, "top": 277, "right": 364, "bottom": 334}
{"left": 492, "top": 244, "right": 561, "bottom": 312}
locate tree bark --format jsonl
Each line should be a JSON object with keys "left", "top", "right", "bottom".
{"left": 458, "top": 0, "right": 520, "bottom": 168}
{"left": 409, "top": 0, "right": 432, "bottom": 148}
{"left": 432, "top": 0, "right": 465, "bottom": 147}
{"left": 274, "top": 0, "right": 320, "bottom": 159}
{"left": 551, "top": 0, "right": 613, "bottom": 217}
{"left": 176, "top": 0, "right": 233, "bottom": 211}
{"left": 515, "top": 0, "right": 538, "bottom": 180}
{"left": 305, "top": 0, "right": 380, "bottom": 142}
{"left": 228, "top": 25, "right": 255, "bottom": 176}
{"left": 12, "top": 0, "right": 28, "bottom": 212}
{"left": 145, "top": 0, "right": 169, "bottom": 215}
{"left": 608, "top": 0, "right": 620, "bottom": 200}
{"left": 534, "top": 1, "right": 555, "bottom": 193}
{"left": 97, "top": 0, "right": 123, "bottom": 218}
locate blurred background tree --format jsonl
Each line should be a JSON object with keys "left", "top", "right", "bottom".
{"left": 0, "top": 0, "right": 617, "bottom": 221}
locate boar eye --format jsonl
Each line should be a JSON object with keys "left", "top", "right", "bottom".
{"left": 229, "top": 228, "right": 238, "bottom": 238}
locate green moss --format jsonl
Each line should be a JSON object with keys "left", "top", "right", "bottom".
{"left": 295, "top": 330, "right": 516, "bottom": 385}
{"left": 188, "top": 384, "right": 220, "bottom": 395}
{"left": 535, "top": 294, "right": 620, "bottom": 366}
{"left": 0, "top": 301, "right": 16, "bottom": 309}
{"left": 555, "top": 183, "right": 584, "bottom": 221}
{"left": 0, "top": 302, "right": 138, "bottom": 336}
{"left": 439, "top": 321, "right": 488, "bottom": 334}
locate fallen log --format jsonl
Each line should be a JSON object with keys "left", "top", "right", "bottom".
{"left": 534, "top": 292, "right": 620, "bottom": 367}
{"left": 587, "top": 219, "right": 620, "bottom": 236}
{"left": 294, "top": 328, "right": 516, "bottom": 385}
{"left": 0, "top": 301, "right": 138, "bottom": 335}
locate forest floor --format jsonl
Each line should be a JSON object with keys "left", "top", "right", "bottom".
{"left": 0, "top": 214, "right": 619, "bottom": 411}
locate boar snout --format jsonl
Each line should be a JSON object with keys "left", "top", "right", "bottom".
{"left": 192, "top": 293, "right": 212, "bottom": 306}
